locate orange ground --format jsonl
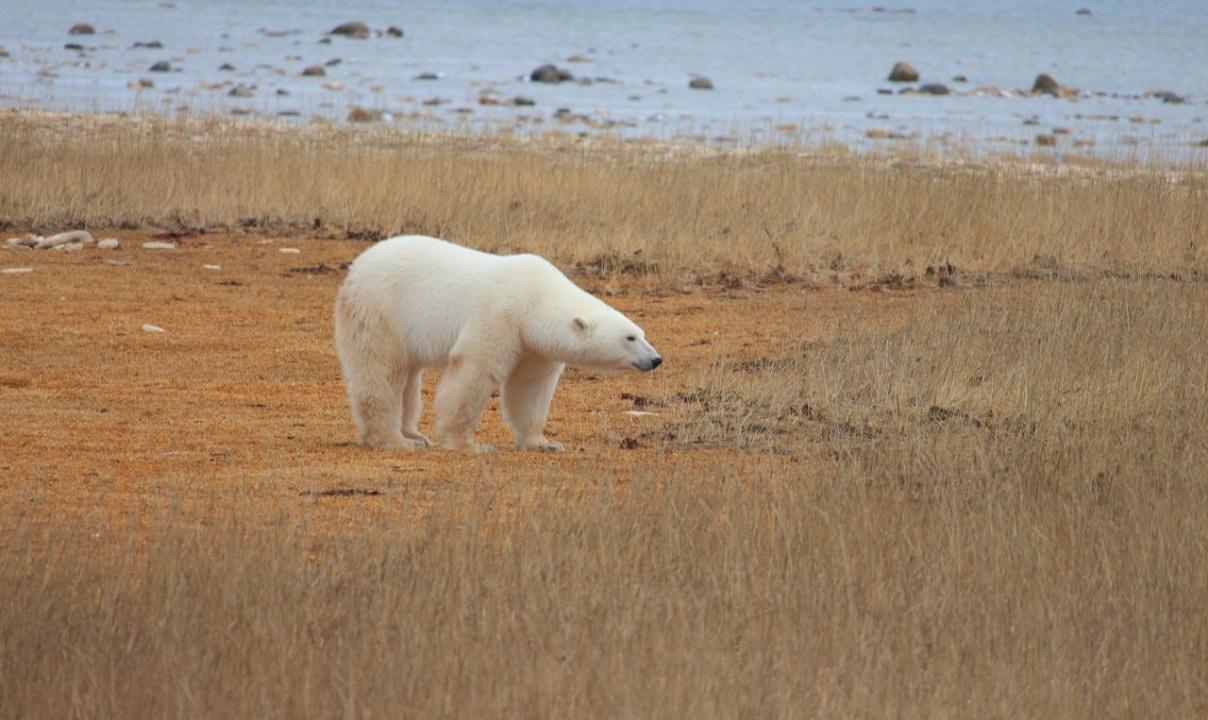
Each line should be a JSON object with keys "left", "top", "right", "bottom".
{"left": 1, "top": 231, "right": 928, "bottom": 531}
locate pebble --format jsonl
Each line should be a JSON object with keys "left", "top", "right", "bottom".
{"left": 142, "top": 241, "right": 177, "bottom": 249}
{"left": 278, "top": 247, "right": 301, "bottom": 254}
{"left": 202, "top": 264, "right": 222, "bottom": 270}
{"left": 97, "top": 238, "right": 120, "bottom": 250}
{"left": 141, "top": 323, "right": 167, "bottom": 333}
{"left": 2, "top": 267, "right": 34, "bottom": 274}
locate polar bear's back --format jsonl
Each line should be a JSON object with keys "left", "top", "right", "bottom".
{"left": 339, "top": 235, "right": 566, "bottom": 366}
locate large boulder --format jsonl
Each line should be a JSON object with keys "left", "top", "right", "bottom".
{"left": 329, "top": 21, "right": 370, "bottom": 39}
{"left": 530, "top": 64, "right": 573, "bottom": 83}
{"left": 1032, "top": 73, "right": 1061, "bottom": 96}
{"left": 888, "top": 61, "right": 918, "bottom": 82}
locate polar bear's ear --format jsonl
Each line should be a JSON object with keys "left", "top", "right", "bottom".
{"left": 572, "top": 317, "right": 594, "bottom": 336}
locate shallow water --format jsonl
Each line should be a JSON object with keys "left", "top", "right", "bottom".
{"left": 2, "top": 0, "right": 1206, "bottom": 158}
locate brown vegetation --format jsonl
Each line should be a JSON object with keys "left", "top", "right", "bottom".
{"left": 2, "top": 112, "right": 1206, "bottom": 717}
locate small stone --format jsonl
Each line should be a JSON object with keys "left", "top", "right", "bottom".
{"left": 218, "top": 62, "right": 235, "bottom": 71}
{"left": 413, "top": 72, "right": 441, "bottom": 81}
{"left": 1032, "top": 73, "right": 1061, "bottom": 96}
{"left": 530, "top": 64, "right": 573, "bottom": 83}
{"left": 149, "top": 60, "right": 172, "bottom": 72}
{"left": 2, "top": 267, "right": 34, "bottom": 274}
{"left": 951, "top": 75, "right": 968, "bottom": 83}
{"left": 141, "top": 323, "right": 167, "bottom": 333}
{"left": 888, "top": 61, "right": 919, "bottom": 82}
{"left": 65, "top": 43, "right": 85, "bottom": 51}
{"left": 68, "top": 23, "right": 95, "bottom": 35}
{"left": 278, "top": 247, "right": 302, "bottom": 254}
{"left": 142, "top": 241, "right": 177, "bottom": 250}
{"left": 97, "top": 238, "right": 120, "bottom": 250}
{"left": 688, "top": 76, "right": 714, "bottom": 90}
{"left": 325, "top": 57, "right": 342, "bottom": 66}
{"left": 624, "top": 410, "right": 657, "bottom": 418}
{"left": 329, "top": 21, "right": 370, "bottom": 39}
{"left": 918, "top": 83, "right": 950, "bottom": 95}
{"left": 301, "top": 65, "right": 325, "bottom": 77}
{"left": 1076, "top": 7, "right": 1092, "bottom": 15}
{"left": 202, "top": 264, "right": 222, "bottom": 270}
{"left": 386, "top": 26, "right": 404, "bottom": 38}
{"left": 512, "top": 96, "right": 535, "bottom": 106}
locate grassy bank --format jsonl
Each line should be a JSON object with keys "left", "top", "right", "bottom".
{"left": 2, "top": 111, "right": 1205, "bottom": 284}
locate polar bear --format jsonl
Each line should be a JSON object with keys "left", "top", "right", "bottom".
{"left": 334, "top": 235, "right": 662, "bottom": 452}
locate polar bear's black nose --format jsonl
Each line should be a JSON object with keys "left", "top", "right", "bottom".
{"left": 651, "top": 356, "right": 663, "bottom": 369}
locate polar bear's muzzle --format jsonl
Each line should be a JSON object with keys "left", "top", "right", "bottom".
{"left": 631, "top": 338, "right": 663, "bottom": 372}
{"left": 632, "top": 355, "right": 663, "bottom": 372}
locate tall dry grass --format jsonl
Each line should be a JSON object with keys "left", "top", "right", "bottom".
{"left": 3, "top": 281, "right": 1205, "bottom": 718}
{"left": 1, "top": 112, "right": 1205, "bottom": 282}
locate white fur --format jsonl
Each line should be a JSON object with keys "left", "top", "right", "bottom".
{"left": 334, "top": 235, "right": 661, "bottom": 452}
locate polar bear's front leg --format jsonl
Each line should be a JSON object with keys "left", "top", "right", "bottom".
{"left": 433, "top": 353, "right": 499, "bottom": 453}
{"left": 502, "top": 355, "right": 566, "bottom": 451}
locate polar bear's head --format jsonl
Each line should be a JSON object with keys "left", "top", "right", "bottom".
{"left": 570, "top": 310, "right": 662, "bottom": 372}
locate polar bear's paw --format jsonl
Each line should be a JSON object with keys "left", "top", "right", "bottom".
{"left": 403, "top": 432, "right": 433, "bottom": 448}
{"left": 437, "top": 438, "right": 495, "bottom": 454}
{"left": 517, "top": 437, "right": 566, "bottom": 452}
{"left": 363, "top": 433, "right": 428, "bottom": 450}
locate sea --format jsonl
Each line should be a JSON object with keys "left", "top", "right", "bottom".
{"left": 1, "top": 0, "right": 1206, "bottom": 159}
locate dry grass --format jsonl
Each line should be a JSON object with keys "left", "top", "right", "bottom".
{"left": 1, "top": 111, "right": 1205, "bottom": 284}
{"left": 2, "top": 112, "right": 1207, "bottom": 717}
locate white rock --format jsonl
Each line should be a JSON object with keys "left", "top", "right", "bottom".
{"left": 97, "top": 238, "right": 120, "bottom": 250}
{"left": 142, "top": 241, "right": 177, "bottom": 250}
{"left": 202, "top": 264, "right": 222, "bottom": 270}
{"left": 278, "top": 247, "right": 301, "bottom": 254}
{"left": 104, "top": 259, "right": 134, "bottom": 266}
{"left": 141, "top": 323, "right": 167, "bottom": 333}
{"left": 54, "top": 242, "right": 85, "bottom": 252}
{"left": 6, "top": 235, "right": 41, "bottom": 248}
{"left": 624, "top": 410, "right": 658, "bottom": 418}
{"left": 37, "top": 230, "right": 94, "bottom": 249}
{"left": 2, "top": 267, "right": 34, "bottom": 274}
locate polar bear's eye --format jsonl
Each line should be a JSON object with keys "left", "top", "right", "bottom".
{"left": 626, "top": 335, "right": 636, "bottom": 342}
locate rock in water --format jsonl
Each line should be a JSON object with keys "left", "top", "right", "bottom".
{"left": 301, "top": 65, "right": 325, "bottom": 77}
{"left": 530, "top": 64, "right": 573, "bottom": 83}
{"left": 688, "top": 76, "right": 714, "bottom": 90}
{"left": 149, "top": 60, "right": 172, "bottom": 72}
{"left": 68, "top": 23, "right": 95, "bottom": 35}
{"left": 1032, "top": 73, "right": 1061, "bottom": 96}
{"left": 888, "top": 61, "right": 919, "bottom": 82}
{"left": 386, "top": 26, "right": 404, "bottom": 38}
{"left": 918, "top": 83, "right": 950, "bottom": 95}
{"left": 329, "top": 21, "right": 370, "bottom": 39}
